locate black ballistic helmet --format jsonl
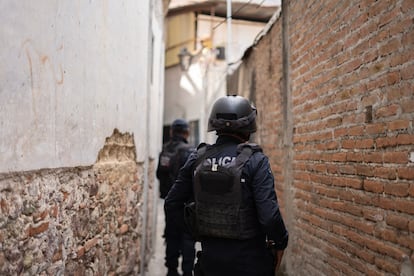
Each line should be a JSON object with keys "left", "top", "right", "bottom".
{"left": 172, "top": 119, "right": 189, "bottom": 132}
{"left": 208, "top": 95, "right": 257, "bottom": 133}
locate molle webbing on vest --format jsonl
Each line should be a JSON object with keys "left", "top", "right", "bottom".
{"left": 194, "top": 143, "right": 262, "bottom": 240}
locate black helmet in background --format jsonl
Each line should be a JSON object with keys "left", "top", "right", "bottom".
{"left": 208, "top": 95, "right": 257, "bottom": 134}
{"left": 171, "top": 119, "right": 189, "bottom": 132}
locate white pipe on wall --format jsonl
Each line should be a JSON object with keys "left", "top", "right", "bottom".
{"left": 226, "top": 0, "right": 232, "bottom": 73}
{"left": 140, "top": 1, "right": 153, "bottom": 274}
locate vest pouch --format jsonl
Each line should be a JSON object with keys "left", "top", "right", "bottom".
{"left": 193, "top": 143, "right": 263, "bottom": 240}
{"left": 195, "top": 165, "right": 241, "bottom": 239}
{"left": 197, "top": 167, "right": 235, "bottom": 196}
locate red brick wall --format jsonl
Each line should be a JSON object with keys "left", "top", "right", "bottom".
{"left": 252, "top": 21, "right": 288, "bottom": 211}
{"left": 232, "top": 19, "right": 290, "bottom": 212}
{"left": 232, "top": 0, "right": 414, "bottom": 274}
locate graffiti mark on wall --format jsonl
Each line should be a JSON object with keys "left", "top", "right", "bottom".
{"left": 17, "top": 39, "right": 66, "bottom": 156}
{"left": 21, "top": 39, "right": 65, "bottom": 96}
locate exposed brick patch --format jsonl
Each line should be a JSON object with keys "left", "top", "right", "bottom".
{"left": 26, "top": 221, "right": 49, "bottom": 237}
{"left": 119, "top": 224, "right": 129, "bottom": 234}
{"left": 0, "top": 129, "right": 152, "bottom": 275}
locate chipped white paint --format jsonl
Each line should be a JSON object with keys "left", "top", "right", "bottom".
{"left": 0, "top": 1, "right": 165, "bottom": 172}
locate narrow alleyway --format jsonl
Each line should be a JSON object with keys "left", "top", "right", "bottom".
{"left": 146, "top": 199, "right": 168, "bottom": 276}
{"left": 146, "top": 199, "right": 201, "bottom": 276}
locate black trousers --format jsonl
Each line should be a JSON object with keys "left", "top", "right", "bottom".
{"left": 196, "top": 238, "right": 274, "bottom": 276}
{"left": 165, "top": 219, "right": 196, "bottom": 274}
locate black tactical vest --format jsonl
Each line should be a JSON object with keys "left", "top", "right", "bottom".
{"left": 158, "top": 140, "right": 192, "bottom": 198}
{"left": 193, "top": 143, "right": 262, "bottom": 240}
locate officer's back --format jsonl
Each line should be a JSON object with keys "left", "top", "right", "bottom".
{"left": 165, "top": 95, "right": 288, "bottom": 276}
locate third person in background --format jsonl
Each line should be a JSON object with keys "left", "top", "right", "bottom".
{"left": 157, "top": 119, "right": 196, "bottom": 276}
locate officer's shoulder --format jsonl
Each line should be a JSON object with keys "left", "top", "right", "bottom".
{"left": 239, "top": 143, "right": 269, "bottom": 167}
{"left": 180, "top": 142, "right": 194, "bottom": 151}
{"left": 193, "top": 142, "right": 210, "bottom": 157}
{"left": 237, "top": 142, "right": 263, "bottom": 154}
{"left": 196, "top": 142, "right": 209, "bottom": 150}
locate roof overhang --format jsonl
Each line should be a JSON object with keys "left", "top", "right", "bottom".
{"left": 168, "top": 0, "right": 278, "bottom": 23}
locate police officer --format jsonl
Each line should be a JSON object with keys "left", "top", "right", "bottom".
{"left": 156, "top": 119, "right": 196, "bottom": 276}
{"left": 165, "top": 95, "right": 288, "bottom": 276}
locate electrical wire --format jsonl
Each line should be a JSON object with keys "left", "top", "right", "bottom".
{"left": 212, "top": 0, "right": 254, "bottom": 30}
{"left": 257, "top": 0, "right": 266, "bottom": 7}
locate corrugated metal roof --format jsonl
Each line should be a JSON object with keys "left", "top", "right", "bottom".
{"left": 168, "top": 0, "right": 280, "bottom": 22}
{"left": 170, "top": 0, "right": 280, "bottom": 9}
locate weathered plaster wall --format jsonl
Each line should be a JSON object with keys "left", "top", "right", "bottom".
{"left": 0, "top": 1, "right": 160, "bottom": 172}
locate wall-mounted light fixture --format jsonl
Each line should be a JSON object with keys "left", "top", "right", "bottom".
{"left": 178, "top": 47, "right": 193, "bottom": 71}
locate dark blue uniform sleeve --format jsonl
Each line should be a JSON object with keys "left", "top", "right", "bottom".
{"left": 247, "top": 152, "right": 289, "bottom": 250}
{"left": 155, "top": 151, "right": 163, "bottom": 180}
{"left": 164, "top": 151, "right": 197, "bottom": 218}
